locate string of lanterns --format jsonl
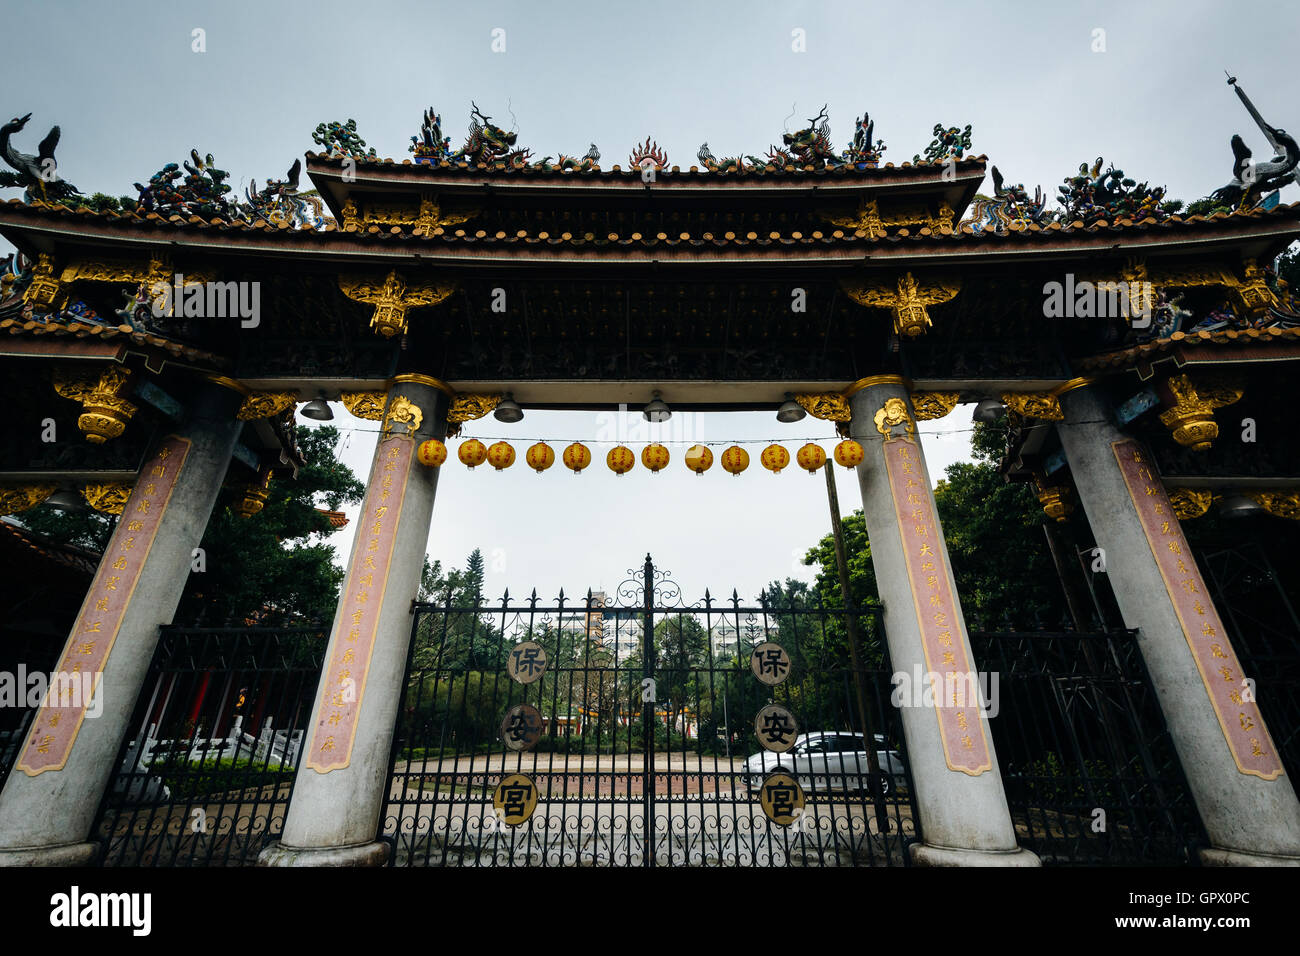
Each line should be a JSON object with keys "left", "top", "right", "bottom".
{"left": 416, "top": 438, "right": 867, "bottom": 475}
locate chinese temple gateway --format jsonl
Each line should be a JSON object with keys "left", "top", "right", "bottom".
{"left": 0, "top": 101, "right": 1298, "bottom": 868}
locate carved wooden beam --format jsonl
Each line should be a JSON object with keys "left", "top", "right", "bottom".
{"left": 338, "top": 269, "right": 456, "bottom": 338}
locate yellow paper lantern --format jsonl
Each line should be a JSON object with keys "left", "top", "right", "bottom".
{"left": 720, "top": 445, "right": 750, "bottom": 476}
{"left": 760, "top": 444, "right": 790, "bottom": 473}
{"left": 797, "top": 442, "right": 826, "bottom": 474}
{"left": 834, "top": 439, "right": 865, "bottom": 469}
{"left": 641, "top": 443, "right": 670, "bottom": 473}
{"left": 416, "top": 439, "right": 447, "bottom": 468}
{"left": 525, "top": 442, "right": 555, "bottom": 473}
{"left": 607, "top": 445, "right": 636, "bottom": 475}
{"left": 459, "top": 438, "right": 488, "bottom": 469}
{"left": 684, "top": 444, "right": 713, "bottom": 476}
{"left": 563, "top": 442, "right": 592, "bottom": 474}
{"left": 487, "top": 440, "right": 516, "bottom": 471}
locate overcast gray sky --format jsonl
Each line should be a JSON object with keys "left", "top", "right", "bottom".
{"left": 5, "top": 0, "right": 1297, "bottom": 604}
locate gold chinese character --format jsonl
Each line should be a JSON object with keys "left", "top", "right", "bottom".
{"left": 84, "top": 621, "right": 102, "bottom": 634}
{"left": 1167, "top": 541, "right": 1181, "bottom": 555}
{"left": 1251, "top": 738, "right": 1266, "bottom": 757}
{"left": 1180, "top": 579, "right": 1199, "bottom": 595}
{"left": 104, "top": 576, "right": 120, "bottom": 591}
{"left": 95, "top": 599, "right": 109, "bottom": 612}
{"left": 328, "top": 712, "right": 344, "bottom": 725}
{"left": 320, "top": 736, "right": 336, "bottom": 752}
{"left": 938, "top": 630, "right": 953, "bottom": 647}
{"left": 150, "top": 465, "right": 165, "bottom": 478}
{"left": 144, "top": 483, "right": 156, "bottom": 496}
{"left": 961, "top": 734, "right": 974, "bottom": 750}
{"left": 340, "top": 648, "right": 355, "bottom": 664}
{"left": 112, "top": 557, "right": 127, "bottom": 570}
{"left": 919, "top": 544, "right": 934, "bottom": 557}
{"left": 1219, "top": 666, "right": 1234, "bottom": 683}
{"left": 942, "top": 651, "right": 955, "bottom": 666}
{"left": 1239, "top": 713, "right": 1255, "bottom": 731}
{"left": 929, "top": 594, "right": 943, "bottom": 607}
{"left": 127, "top": 520, "right": 143, "bottom": 532}
{"left": 956, "top": 712, "right": 968, "bottom": 730}
{"left": 77, "top": 641, "right": 96, "bottom": 654}
{"left": 1209, "top": 641, "right": 1226, "bottom": 657}
{"left": 136, "top": 499, "right": 151, "bottom": 514}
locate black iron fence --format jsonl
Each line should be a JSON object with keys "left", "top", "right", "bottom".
{"left": 381, "top": 559, "right": 918, "bottom": 867}
{"left": 92, "top": 626, "right": 325, "bottom": 866}
{"left": 972, "top": 628, "right": 1205, "bottom": 865}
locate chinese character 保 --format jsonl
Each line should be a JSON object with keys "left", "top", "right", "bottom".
{"left": 512, "top": 646, "right": 545, "bottom": 677}
{"left": 757, "top": 649, "right": 789, "bottom": 679}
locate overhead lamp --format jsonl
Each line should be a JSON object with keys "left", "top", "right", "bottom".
{"left": 1219, "top": 494, "right": 1265, "bottom": 519}
{"left": 300, "top": 395, "right": 334, "bottom": 421}
{"left": 776, "top": 393, "right": 806, "bottom": 424}
{"left": 972, "top": 399, "right": 1005, "bottom": 424}
{"left": 643, "top": 391, "right": 672, "bottom": 423}
{"left": 45, "top": 490, "right": 87, "bottom": 511}
{"left": 494, "top": 394, "right": 524, "bottom": 423}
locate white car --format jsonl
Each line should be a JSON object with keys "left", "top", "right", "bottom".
{"left": 743, "top": 731, "right": 907, "bottom": 796}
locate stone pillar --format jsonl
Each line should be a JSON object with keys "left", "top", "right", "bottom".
{"left": 1057, "top": 385, "right": 1300, "bottom": 865}
{"left": 0, "top": 379, "right": 244, "bottom": 865}
{"left": 846, "top": 376, "right": 1038, "bottom": 866}
{"left": 259, "top": 375, "right": 449, "bottom": 866}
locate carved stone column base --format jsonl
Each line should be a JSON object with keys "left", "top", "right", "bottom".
{"left": 0, "top": 841, "right": 98, "bottom": 867}
{"left": 910, "top": 843, "right": 1041, "bottom": 867}
{"left": 1198, "top": 846, "right": 1300, "bottom": 867}
{"left": 258, "top": 839, "right": 390, "bottom": 868}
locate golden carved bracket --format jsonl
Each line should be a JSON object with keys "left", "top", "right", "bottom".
{"left": 0, "top": 484, "right": 56, "bottom": 516}
{"left": 911, "top": 392, "right": 961, "bottom": 421}
{"left": 1167, "top": 487, "right": 1217, "bottom": 520}
{"left": 1000, "top": 392, "right": 1063, "bottom": 422}
{"left": 26, "top": 253, "right": 216, "bottom": 314}
{"left": 1157, "top": 374, "right": 1243, "bottom": 451}
{"left": 1036, "top": 484, "right": 1073, "bottom": 522}
{"left": 237, "top": 391, "right": 298, "bottom": 421}
{"left": 1247, "top": 491, "right": 1300, "bottom": 520}
{"left": 82, "top": 482, "right": 133, "bottom": 515}
{"left": 794, "top": 393, "right": 851, "bottom": 422}
{"left": 338, "top": 270, "right": 457, "bottom": 338}
{"left": 841, "top": 272, "right": 961, "bottom": 337}
{"left": 340, "top": 391, "right": 388, "bottom": 420}
{"left": 447, "top": 394, "right": 502, "bottom": 424}
{"left": 53, "top": 366, "right": 138, "bottom": 443}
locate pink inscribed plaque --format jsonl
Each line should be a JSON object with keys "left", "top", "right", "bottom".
{"left": 1113, "top": 440, "right": 1282, "bottom": 779}
{"left": 883, "top": 436, "right": 992, "bottom": 775}
{"left": 306, "top": 434, "right": 414, "bottom": 772}
{"left": 17, "top": 436, "right": 192, "bottom": 776}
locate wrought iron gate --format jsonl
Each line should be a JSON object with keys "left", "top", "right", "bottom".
{"left": 93, "top": 626, "right": 325, "bottom": 866}
{"left": 380, "top": 556, "right": 917, "bottom": 866}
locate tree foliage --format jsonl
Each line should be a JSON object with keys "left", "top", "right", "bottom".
{"left": 17, "top": 424, "right": 366, "bottom": 627}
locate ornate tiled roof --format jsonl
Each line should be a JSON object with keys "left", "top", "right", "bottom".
{"left": 1079, "top": 326, "right": 1300, "bottom": 374}
{"left": 0, "top": 309, "right": 227, "bottom": 367}
{"left": 3, "top": 196, "right": 1297, "bottom": 254}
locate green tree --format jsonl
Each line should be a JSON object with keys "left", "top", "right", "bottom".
{"left": 16, "top": 424, "right": 365, "bottom": 627}
{"left": 801, "top": 422, "right": 1068, "bottom": 636}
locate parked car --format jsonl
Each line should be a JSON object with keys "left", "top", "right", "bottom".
{"left": 743, "top": 731, "right": 907, "bottom": 796}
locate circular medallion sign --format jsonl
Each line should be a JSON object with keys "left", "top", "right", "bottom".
{"left": 750, "top": 642, "right": 792, "bottom": 686}
{"left": 754, "top": 703, "right": 798, "bottom": 753}
{"left": 506, "top": 641, "right": 548, "bottom": 684}
{"left": 500, "top": 703, "right": 544, "bottom": 752}
{"left": 493, "top": 773, "right": 539, "bottom": 826}
{"left": 759, "top": 771, "right": 805, "bottom": 826}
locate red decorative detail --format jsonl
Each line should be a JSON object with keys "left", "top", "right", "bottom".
{"left": 628, "top": 138, "right": 668, "bottom": 169}
{"left": 1113, "top": 440, "right": 1283, "bottom": 779}
{"left": 306, "top": 434, "right": 415, "bottom": 773}
{"left": 883, "top": 437, "right": 992, "bottom": 775}
{"left": 17, "top": 436, "right": 192, "bottom": 776}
